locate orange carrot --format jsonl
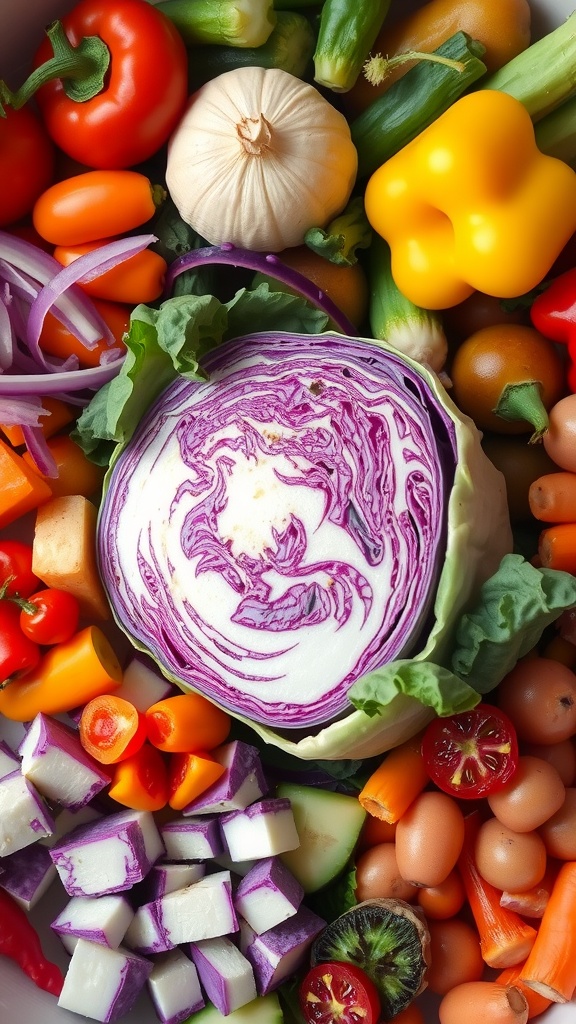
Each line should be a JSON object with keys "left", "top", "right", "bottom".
{"left": 529, "top": 472, "right": 576, "bottom": 523}
{"left": 168, "top": 750, "right": 226, "bottom": 811}
{"left": 0, "top": 438, "right": 52, "bottom": 528}
{"left": 519, "top": 861, "right": 576, "bottom": 1002}
{"left": 79, "top": 694, "right": 148, "bottom": 765}
{"left": 538, "top": 523, "right": 576, "bottom": 574}
{"left": 496, "top": 965, "right": 552, "bottom": 1020}
{"left": 0, "top": 397, "right": 76, "bottom": 447}
{"left": 145, "top": 693, "right": 231, "bottom": 754}
{"left": 23, "top": 434, "right": 106, "bottom": 499}
{"left": 358, "top": 732, "right": 429, "bottom": 822}
{"left": 457, "top": 812, "right": 537, "bottom": 969}
{"left": 108, "top": 743, "right": 169, "bottom": 812}
{"left": 38, "top": 299, "right": 128, "bottom": 369}
{"left": 0, "top": 626, "right": 122, "bottom": 721}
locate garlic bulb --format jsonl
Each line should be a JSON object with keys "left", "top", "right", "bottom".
{"left": 165, "top": 67, "right": 358, "bottom": 252}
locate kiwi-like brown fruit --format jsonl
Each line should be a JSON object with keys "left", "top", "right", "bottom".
{"left": 310, "top": 898, "right": 431, "bottom": 1021}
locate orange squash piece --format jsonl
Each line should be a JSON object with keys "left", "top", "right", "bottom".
{"left": 0, "top": 438, "right": 52, "bottom": 528}
{"left": 23, "top": 434, "right": 105, "bottom": 499}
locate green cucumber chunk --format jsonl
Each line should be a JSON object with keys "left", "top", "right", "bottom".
{"left": 277, "top": 781, "right": 366, "bottom": 892}
{"left": 183, "top": 993, "right": 283, "bottom": 1024}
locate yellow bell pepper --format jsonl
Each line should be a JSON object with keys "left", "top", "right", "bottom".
{"left": 364, "top": 90, "right": 576, "bottom": 310}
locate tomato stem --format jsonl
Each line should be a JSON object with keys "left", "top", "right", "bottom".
{"left": 494, "top": 380, "right": 550, "bottom": 444}
{"left": 0, "top": 20, "right": 110, "bottom": 114}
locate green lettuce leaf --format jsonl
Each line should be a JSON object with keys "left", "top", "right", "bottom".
{"left": 451, "top": 552, "right": 576, "bottom": 692}
{"left": 348, "top": 659, "right": 480, "bottom": 719}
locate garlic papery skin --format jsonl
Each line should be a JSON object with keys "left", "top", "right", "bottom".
{"left": 165, "top": 67, "right": 358, "bottom": 252}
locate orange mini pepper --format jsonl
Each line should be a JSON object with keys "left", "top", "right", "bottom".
{"left": 364, "top": 90, "right": 576, "bottom": 309}
{"left": 53, "top": 239, "right": 167, "bottom": 304}
{"left": 145, "top": 693, "right": 231, "bottom": 754}
{"left": 108, "top": 743, "right": 169, "bottom": 812}
{"left": 168, "top": 751, "right": 226, "bottom": 811}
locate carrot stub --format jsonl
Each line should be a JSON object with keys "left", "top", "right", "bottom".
{"left": 80, "top": 694, "right": 148, "bottom": 765}
{"left": 519, "top": 860, "right": 576, "bottom": 1003}
{"left": 145, "top": 693, "right": 231, "bottom": 754}
{"left": 0, "top": 626, "right": 122, "bottom": 721}
{"left": 457, "top": 812, "right": 537, "bottom": 969}
{"left": 538, "top": 523, "right": 576, "bottom": 574}
{"left": 358, "top": 731, "right": 429, "bottom": 822}
{"left": 108, "top": 743, "right": 169, "bottom": 812}
{"left": 529, "top": 471, "right": 576, "bottom": 523}
{"left": 168, "top": 751, "right": 226, "bottom": 811}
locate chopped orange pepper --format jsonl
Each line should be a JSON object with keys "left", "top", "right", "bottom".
{"left": 108, "top": 743, "right": 169, "bottom": 812}
{"left": 0, "top": 438, "right": 52, "bottom": 529}
{"left": 168, "top": 750, "right": 226, "bottom": 811}
{"left": 145, "top": 693, "right": 231, "bottom": 754}
{"left": 79, "top": 694, "right": 148, "bottom": 765}
{"left": 23, "top": 434, "right": 105, "bottom": 499}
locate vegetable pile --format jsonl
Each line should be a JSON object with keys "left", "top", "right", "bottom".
{"left": 3, "top": 0, "right": 576, "bottom": 1023}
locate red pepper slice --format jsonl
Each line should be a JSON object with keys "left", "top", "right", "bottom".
{"left": 421, "top": 703, "right": 519, "bottom": 799}
{"left": 0, "top": 889, "right": 65, "bottom": 996}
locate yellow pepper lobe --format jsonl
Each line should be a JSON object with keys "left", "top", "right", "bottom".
{"left": 364, "top": 90, "right": 576, "bottom": 310}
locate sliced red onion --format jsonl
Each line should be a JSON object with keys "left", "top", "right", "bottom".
{"left": 0, "top": 290, "right": 15, "bottom": 371}
{"left": 0, "top": 395, "right": 44, "bottom": 426}
{"left": 163, "top": 244, "right": 357, "bottom": 337}
{"left": 21, "top": 425, "right": 58, "bottom": 479}
{"left": 0, "top": 360, "right": 126, "bottom": 397}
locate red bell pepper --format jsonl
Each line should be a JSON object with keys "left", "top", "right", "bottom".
{"left": 0, "top": 889, "right": 65, "bottom": 996}
{"left": 531, "top": 266, "right": 576, "bottom": 392}
{"left": 0, "top": 0, "right": 188, "bottom": 169}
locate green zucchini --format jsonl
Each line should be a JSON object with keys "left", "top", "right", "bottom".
{"left": 154, "top": 0, "right": 276, "bottom": 48}
{"left": 351, "top": 32, "right": 487, "bottom": 179}
{"left": 188, "top": 11, "right": 316, "bottom": 87}
{"left": 313, "top": 0, "right": 392, "bottom": 92}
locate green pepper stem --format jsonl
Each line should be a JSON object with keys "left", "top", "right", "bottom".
{"left": 363, "top": 50, "right": 465, "bottom": 87}
{"left": 0, "top": 20, "right": 110, "bottom": 114}
{"left": 494, "top": 380, "right": 550, "bottom": 444}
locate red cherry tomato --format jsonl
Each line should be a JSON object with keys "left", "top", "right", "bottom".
{"left": 19, "top": 589, "right": 80, "bottom": 646}
{"left": 0, "top": 540, "right": 40, "bottom": 598}
{"left": 0, "top": 106, "right": 55, "bottom": 227}
{"left": 0, "top": 602, "right": 41, "bottom": 684}
{"left": 299, "top": 961, "right": 381, "bottom": 1024}
{"left": 421, "top": 704, "right": 519, "bottom": 799}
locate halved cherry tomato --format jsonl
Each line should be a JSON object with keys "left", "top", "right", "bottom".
{"left": 421, "top": 704, "right": 519, "bottom": 799}
{"left": 19, "top": 588, "right": 80, "bottom": 646}
{"left": 299, "top": 961, "right": 381, "bottom": 1024}
{"left": 0, "top": 540, "right": 39, "bottom": 598}
{"left": 79, "top": 694, "right": 148, "bottom": 764}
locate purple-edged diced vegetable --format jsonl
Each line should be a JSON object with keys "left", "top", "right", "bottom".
{"left": 0, "top": 738, "right": 20, "bottom": 779}
{"left": 159, "top": 816, "right": 223, "bottom": 861}
{"left": 40, "top": 804, "right": 103, "bottom": 849}
{"left": 57, "top": 937, "right": 153, "bottom": 1022}
{"left": 113, "top": 654, "right": 176, "bottom": 712}
{"left": 147, "top": 949, "right": 204, "bottom": 1024}
{"left": 240, "top": 905, "right": 326, "bottom": 995}
{"left": 0, "top": 842, "right": 56, "bottom": 910}
{"left": 51, "top": 893, "right": 135, "bottom": 949}
{"left": 0, "top": 716, "right": 28, "bottom": 755}
{"left": 234, "top": 856, "right": 304, "bottom": 934}
{"left": 18, "top": 712, "right": 109, "bottom": 811}
{"left": 181, "top": 740, "right": 268, "bottom": 816}
{"left": 140, "top": 861, "right": 206, "bottom": 901}
{"left": 124, "top": 871, "right": 237, "bottom": 955}
{"left": 220, "top": 798, "right": 300, "bottom": 862}
{"left": 49, "top": 808, "right": 164, "bottom": 896}
{"left": 0, "top": 769, "right": 54, "bottom": 856}
{"left": 189, "top": 936, "right": 257, "bottom": 1015}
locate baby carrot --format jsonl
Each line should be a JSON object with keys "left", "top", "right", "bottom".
{"left": 529, "top": 472, "right": 576, "bottom": 523}
{"left": 145, "top": 693, "right": 231, "bottom": 753}
{"left": 538, "top": 523, "right": 576, "bottom": 574}
{"left": 0, "top": 626, "right": 122, "bottom": 721}
{"left": 496, "top": 965, "right": 552, "bottom": 1020}
{"left": 358, "top": 731, "right": 429, "bottom": 822}
{"left": 457, "top": 812, "right": 537, "bottom": 969}
{"left": 79, "top": 694, "right": 148, "bottom": 765}
{"left": 519, "top": 861, "right": 576, "bottom": 1002}
{"left": 108, "top": 743, "right": 169, "bottom": 812}
{"left": 168, "top": 750, "right": 226, "bottom": 811}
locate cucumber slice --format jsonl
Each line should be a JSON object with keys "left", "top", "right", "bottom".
{"left": 186, "top": 993, "right": 283, "bottom": 1024}
{"left": 276, "top": 782, "right": 366, "bottom": 893}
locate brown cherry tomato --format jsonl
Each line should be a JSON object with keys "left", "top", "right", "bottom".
{"left": 426, "top": 918, "right": 484, "bottom": 996}
{"left": 438, "top": 981, "right": 529, "bottom": 1024}
{"left": 522, "top": 739, "right": 576, "bottom": 787}
{"left": 538, "top": 787, "right": 576, "bottom": 859}
{"left": 543, "top": 394, "right": 576, "bottom": 472}
{"left": 416, "top": 870, "right": 466, "bottom": 920}
{"left": 487, "top": 755, "right": 566, "bottom": 833}
{"left": 481, "top": 434, "right": 559, "bottom": 524}
{"left": 395, "top": 791, "right": 465, "bottom": 887}
{"left": 474, "top": 816, "right": 547, "bottom": 892}
{"left": 450, "top": 324, "right": 565, "bottom": 435}
{"left": 497, "top": 657, "right": 576, "bottom": 745}
{"left": 355, "top": 842, "right": 417, "bottom": 903}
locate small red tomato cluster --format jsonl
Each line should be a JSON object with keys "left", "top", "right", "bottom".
{"left": 0, "top": 539, "right": 79, "bottom": 686}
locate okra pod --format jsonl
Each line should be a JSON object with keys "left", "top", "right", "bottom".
{"left": 155, "top": 0, "right": 276, "bottom": 48}
{"left": 313, "top": 0, "right": 392, "bottom": 92}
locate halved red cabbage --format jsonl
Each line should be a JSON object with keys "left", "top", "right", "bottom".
{"left": 98, "top": 333, "right": 463, "bottom": 730}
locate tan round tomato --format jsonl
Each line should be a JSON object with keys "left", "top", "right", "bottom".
{"left": 487, "top": 755, "right": 566, "bottom": 832}
{"left": 426, "top": 918, "right": 484, "bottom": 996}
{"left": 395, "top": 791, "right": 465, "bottom": 887}
{"left": 474, "top": 817, "right": 547, "bottom": 892}
{"left": 497, "top": 657, "right": 576, "bottom": 745}
{"left": 355, "top": 842, "right": 417, "bottom": 903}
{"left": 539, "top": 787, "right": 576, "bottom": 859}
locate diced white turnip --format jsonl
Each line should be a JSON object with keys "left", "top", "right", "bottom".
{"left": 160, "top": 817, "right": 223, "bottom": 861}
{"left": 0, "top": 842, "right": 57, "bottom": 910}
{"left": 182, "top": 740, "right": 268, "bottom": 816}
{"left": 212, "top": 852, "right": 256, "bottom": 877}
{"left": 113, "top": 654, "right": 176, "bottom": 712}
{"left": 50, "top": 808, "right": 165, "bottom": 896}
{"left": 147, "top": 949, "right": 204, "bottom": 1024}
{"left": 0, "top": 738, "right": 20, "bottom": 779}
{"left": 51, "top": 893, "right": 135, "bottom": 949}
{"left": 0, "top": 769, "right": 54, "bottom": 856}
{"left": 40, "top": 803, "right": 103, "bottom": 848}
{"left": 220, "top": 798, "right": 300, "bottom": 863}
{"left": 234, "top": 856, "right": 304, "bottom": 934}
{"left": 141, "top": 861, "right": 207, "bottom": 901}
{"left": 124, "top": 871, "right": 237, "bottom": 955}
{"left": 57, "top": 938, "right": 153, "bottom": 1022}
{"left": 190, "top": 936, "right": 257, "bottom": 1015}
{"left": 240, "top": 905, "right": 326, "bottom": 994}
{"left": 19, "top": 712, "right": 109, "bottom": 811}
